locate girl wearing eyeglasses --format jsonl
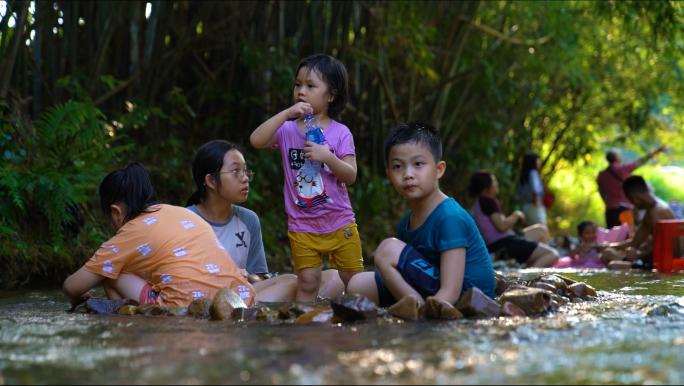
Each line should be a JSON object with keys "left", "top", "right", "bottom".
{"left": 186, "top": 140, "right": 344, "bottom": 302}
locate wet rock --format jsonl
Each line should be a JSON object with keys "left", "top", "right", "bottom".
{"left": 71, "top": 302, "right": 89, "bottom": 314}
{"left": 456, "top": 287, "right": 500, "bottom": 318}
{"left": 533, "top": 282, "right": 558, "bottom": 293}
{"left": 85, "top": 298, "right": 136, "bottom": 314}
{"left": 231, "top": 307, "right": 259, "bottom": 321}
{"left": 550, "top": 293, "right": 570, "bottom": 305}
{"left": 275, "top": 306, "right": 294, "bottom": 320}
{"left": 424, "top": 297, "right": 464, "bottom": 320}
{"left": 330, "top": 294, "right": 378, "bottom": 322}
{"left": 500, "top": 301, "right": 526, "bottom": 317}
{"left": 494, "top": 272, "right": 514, "bottom": 296}
{"left": 536, "top": 275, "right": 568, "bottom": 292}
{"left": 294, "top": 306, "right": 334, "bottom": 324}
{"left": 256, "top": 306, "right": 281, "bottom": 323}
{"left": 552, "top": 274, "right": 577, "bottom": 286}
{"left": 211, "top": 288, "right": 248, "bottom": 321}
{"left": 117, "top": 305, "right": 139, "bottom": 316}
{"left": 498, "top": 288, "right": 552, "bottom": 316}
{"left": 501, "top": 284, "right": 529, "bottom": 293}
{"left": 247, "top": 274, "right": 263, "bottom": 283}
{"left": 188, "top": 298, "right": 213, "bottom": 319}
{"left": 547, "top": 299, "right": 561, "bottom": 312}
{"left": 138, "top": 304, "right": 169, "bottom": 316}
{"left": 517, "top": 271, "right": 545, "bottom": 282}
{"left": 276, "top": 304, "right": 314, "bottom": 320}
{"left": 388, "top": 295, "right": 422, "bottom": 321}
{"left": 167, "top": 306, "right": 188, "bottom": 317}
{"left": 566, "top": 282, "right": 597, "bottom": 299}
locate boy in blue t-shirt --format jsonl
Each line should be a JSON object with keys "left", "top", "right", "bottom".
{"left": 347, "top": 122, "right": 495, "bottom": 308}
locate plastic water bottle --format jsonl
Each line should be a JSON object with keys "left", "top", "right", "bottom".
{"left": 300, "top": 113, "right": 326, "bottom": 179}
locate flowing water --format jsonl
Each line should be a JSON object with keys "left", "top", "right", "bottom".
{"left": 1, "top": 269, "right": 684, "bottom": 384}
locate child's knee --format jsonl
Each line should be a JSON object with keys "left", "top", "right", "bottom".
{"left": 373, "top": 238, "right": 404, "bottom": 267}
{"left": 346, "top": 272, "right": 370, "bottom": 294}
{"left": 540, "top": 244, "right": 559, "bottom": 258}
{"left": 297, "top": 270, "right": 322, "bottom": 291}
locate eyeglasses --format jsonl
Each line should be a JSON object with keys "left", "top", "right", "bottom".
{"left": 220, "top": 169, "right": 255, "bottom": 181}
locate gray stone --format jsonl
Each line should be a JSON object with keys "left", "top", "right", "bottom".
{"left": 211, "top": 288, "right": 248, "bottom": 320}
{"left": 456, "top": 287, "right": 501, "bottom": 318}
{"left": 498, "top": 288, "right": 552, "bottom": 315}
{"left": 330, "top": 294, "right": 378, "bottom": 322}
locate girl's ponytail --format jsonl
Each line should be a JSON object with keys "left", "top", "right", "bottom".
{"left": 99, "top": 162, "right": 159, "bottom": 222}
{"left": 185, "top": 190, "right": 202, "bottom": 207}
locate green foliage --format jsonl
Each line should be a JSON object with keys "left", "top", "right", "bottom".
{"left": 640, "top": 165, "right": 684, "bottom": 204}
{"left": 242, "top": 150, "right": 290, "bottom": 271}
{"left": 349, "top": 166, "right": 406, "bottom": 265}
{"left": 3, "top": 1, "right": 684, "bottom": 287}
{"left": 0, "top": 99, "right": 119, "bottom": 288}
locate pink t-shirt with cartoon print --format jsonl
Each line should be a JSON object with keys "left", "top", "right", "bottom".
{"left": 275, "top": 119, "right": 357, "bottom": 234}
{"left": 84, "top": 204, "right": 255, "bottom": 307}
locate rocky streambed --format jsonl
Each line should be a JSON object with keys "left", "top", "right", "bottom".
{"left": 1, "top": 269, "right": 684, "bottom": 384}
{"left": 73, "top": 272, "right": 598, "bottom": 325}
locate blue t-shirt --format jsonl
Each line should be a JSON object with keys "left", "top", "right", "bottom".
{"left": 396, "top": 197, "right": 495, "bottom": 298}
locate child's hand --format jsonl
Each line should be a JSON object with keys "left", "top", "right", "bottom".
{"left": 513, "top": 210, "right": 525, "bottom": 223}
{"left": 286, "top": 102, "right": 313, "bottom": 120}
{"left": 304, "top": 141, "right": 333, "bottom": 163}
{"left": 69, "top": 290, "right": 94, "bottom": 310}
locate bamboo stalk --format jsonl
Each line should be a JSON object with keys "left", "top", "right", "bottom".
{"left": 0, "top": 0, "right": 29, "bottom": 100}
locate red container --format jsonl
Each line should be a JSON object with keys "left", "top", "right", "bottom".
{"left": 653, "top": 219, "right": 684, "bottom": 273}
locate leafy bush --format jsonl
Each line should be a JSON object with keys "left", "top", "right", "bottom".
{"left": 0, "top": 99, "right": 119, "bottom": 288}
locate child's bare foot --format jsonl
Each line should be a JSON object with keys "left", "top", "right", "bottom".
{"left": 607, "top": 260, "right": 633, "bottom": 270}
{"left": 388, "top": 294, "right": 423, "bottom": 321}
{"left": 423, "top": 296, "right": 463, "bottom": 320}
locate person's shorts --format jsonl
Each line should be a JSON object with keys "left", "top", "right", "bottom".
{"left": 139, "top": 283, "right": 160, "bottom": 305}
{"left": 288, "top": 223, "right": 364, "bottom": 272}
{"left": 488, "top": 235, "right": 537, "bottom": 264}
{"left": 374, "top": 244, "right": 441, "bottom": 307}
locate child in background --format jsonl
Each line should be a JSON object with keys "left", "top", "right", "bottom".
{"left": 553, "top": 220, "right": 605, "bottom": 269}
{"left": 347, "top": 123, "right": 495, "bottom": 309}
{"left": 185, "top": 139, "right": 344, "bottom": 301}
{"left": 468, "top": 170, "right": 559, "bottom": 267}
{"left": 250, "top": 54, "right": 363, "bottom": 301}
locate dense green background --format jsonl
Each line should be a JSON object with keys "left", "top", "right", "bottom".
{"left": 1, "top": 0, "right": 683, "bottom": 288}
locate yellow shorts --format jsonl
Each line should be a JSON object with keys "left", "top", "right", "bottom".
{"left": 288, "top": 223, "right": 364, "bottom": 272}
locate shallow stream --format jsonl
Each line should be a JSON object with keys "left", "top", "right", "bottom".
{"left": 1, "top": 269, "right": 683, "bottom": 384}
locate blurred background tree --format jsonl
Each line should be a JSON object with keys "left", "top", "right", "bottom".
{"left": 1, "top": 0, "right": 683, "bottom": 288}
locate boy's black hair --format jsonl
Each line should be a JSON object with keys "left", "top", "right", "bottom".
{"left": 384, "top": 122, "right": 442, "bottom": 164}
{"left": 622, "top": 175, "right": 649, "bottom": 195}
{"left": 296, "top": 54, "right": 349, "bottom": 118}
{"left": 186, "top": 140, "right": 241, "bottom": 206}
{"left": 468, "top": 170, "right": 494, "bottom": 197}
{"left": 99, "top": 162, "right": 159, "bottom": 222}
{"left": 576, "top": 220, "right": 596, "bottom": 236}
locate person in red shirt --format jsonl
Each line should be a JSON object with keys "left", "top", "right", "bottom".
{"left": 597, "top": 146, "right": 665, "bottom": 228}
